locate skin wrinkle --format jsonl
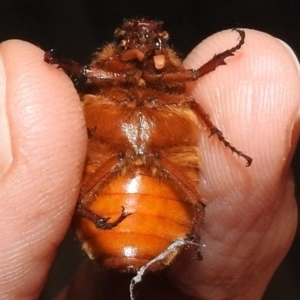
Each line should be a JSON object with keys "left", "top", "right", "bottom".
{"left": 200, "top": 172, "right": 289, "bottom": 282}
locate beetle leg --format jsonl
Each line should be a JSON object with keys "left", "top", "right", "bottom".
{"left": 44, "top": 49, "right": 87, "bottom": 90}
{"left": 153, "top": 155, "right": 204, "bottom": 208}
{"left": 192, "top": 28, "right": 245, "bottom": 78}
{"left": 152, "top": 156, "right": 205, "bottom": 256}
{"left": 80, "top": 155, "right": 124, "bottom": 197}
{"left": 153, "top": 154, "right": 206, "bottom": 228}
{"left": 76, "top": 155, "right": 131, "bottom": 229}
{"left": 185, "top": 233, "right": 203, "bottom": 260}
{"left": 143, "top": 29, "right": 245, "bottom": 83}
{"left": 187, "top": 99, "right": 252, "bottom": 166}
{"left": 76, "top": 204, "right": 131, "bottom": 230}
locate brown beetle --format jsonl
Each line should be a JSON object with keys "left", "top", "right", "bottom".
{"left": 45, "top": 17, "right": 251, "bottom": 282}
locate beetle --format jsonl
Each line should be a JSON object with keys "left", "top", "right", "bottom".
{"left": 45, "top": 17, "right": 251, "bottom": 279}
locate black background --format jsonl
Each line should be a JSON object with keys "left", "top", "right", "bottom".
{"left": 0, "top": 0, "right": 299, "bottom": 299}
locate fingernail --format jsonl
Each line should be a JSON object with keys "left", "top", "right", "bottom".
{"left": 0, "top": 50, "right": 13, "bottom": 180}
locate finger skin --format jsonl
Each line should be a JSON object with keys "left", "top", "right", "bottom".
{"left": 169, "top": 29, "right": 300, "bottom": 299}
{"left": 0, "top": 40, "right": 87, "bottom": 299}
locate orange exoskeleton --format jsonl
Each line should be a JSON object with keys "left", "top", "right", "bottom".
{"left": 44, "top": 17, "right": 252, "bottom": 297}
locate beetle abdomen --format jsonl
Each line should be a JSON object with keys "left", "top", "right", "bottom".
{"left": 74, "top": 171, "right": 195, "bottom": 272}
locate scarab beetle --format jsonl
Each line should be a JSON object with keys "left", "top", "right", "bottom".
{"left": 44, "top": 18, "right": 251, "bottom": 293}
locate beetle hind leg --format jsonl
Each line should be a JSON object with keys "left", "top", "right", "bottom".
{"left": 76, "top": 204, "right": 131, "bottom": 230}
{"left": 76, "top": 155, "right": 131, "bottom": 229}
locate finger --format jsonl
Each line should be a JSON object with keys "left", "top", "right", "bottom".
{"left": 169, "top": 29, "right": 300, "bottom": 298}
{"left": 0, "top": 40, "right": 87, "bottom": 298}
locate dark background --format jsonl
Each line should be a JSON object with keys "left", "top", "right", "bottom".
{"left": 0, "top": 0, "right": 299, "bottom": 299}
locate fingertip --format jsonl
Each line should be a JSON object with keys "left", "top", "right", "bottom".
{"left": 184, "top": 29, "right": 300, "bottom": 194}
{"left": 0, "top": 39, "right": 86, "bottom": 213}
{"left": 0, "top": 37, "right": 87, "bottom": 226}
{"left": 0, "top": 39, "right": 86, "bottom": 297}
{"left": 0, "top": 39, "right": 85, "bottom": 157}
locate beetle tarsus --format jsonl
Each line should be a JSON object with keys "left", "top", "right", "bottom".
{"left": 76, "top": 204, "right": 131, "bottom": 230}
{"left": 185, "top": 233, "right": 203, "bottom": 260}
{"left": 95, "top": 206, "right": 131, "bottom": 230}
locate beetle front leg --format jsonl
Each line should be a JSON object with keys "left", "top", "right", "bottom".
{"left": 143, "top": 29, "right": 245, "bottom": 84}
{"left": 193, "top": 28, "right": 245, "bottom": 78}
{"left": 44, "top": 49, "right": 87, "bottom": 91}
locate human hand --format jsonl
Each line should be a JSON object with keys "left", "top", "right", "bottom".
{"left": 0, "top": 28, "right": 299, "bottom": 300}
